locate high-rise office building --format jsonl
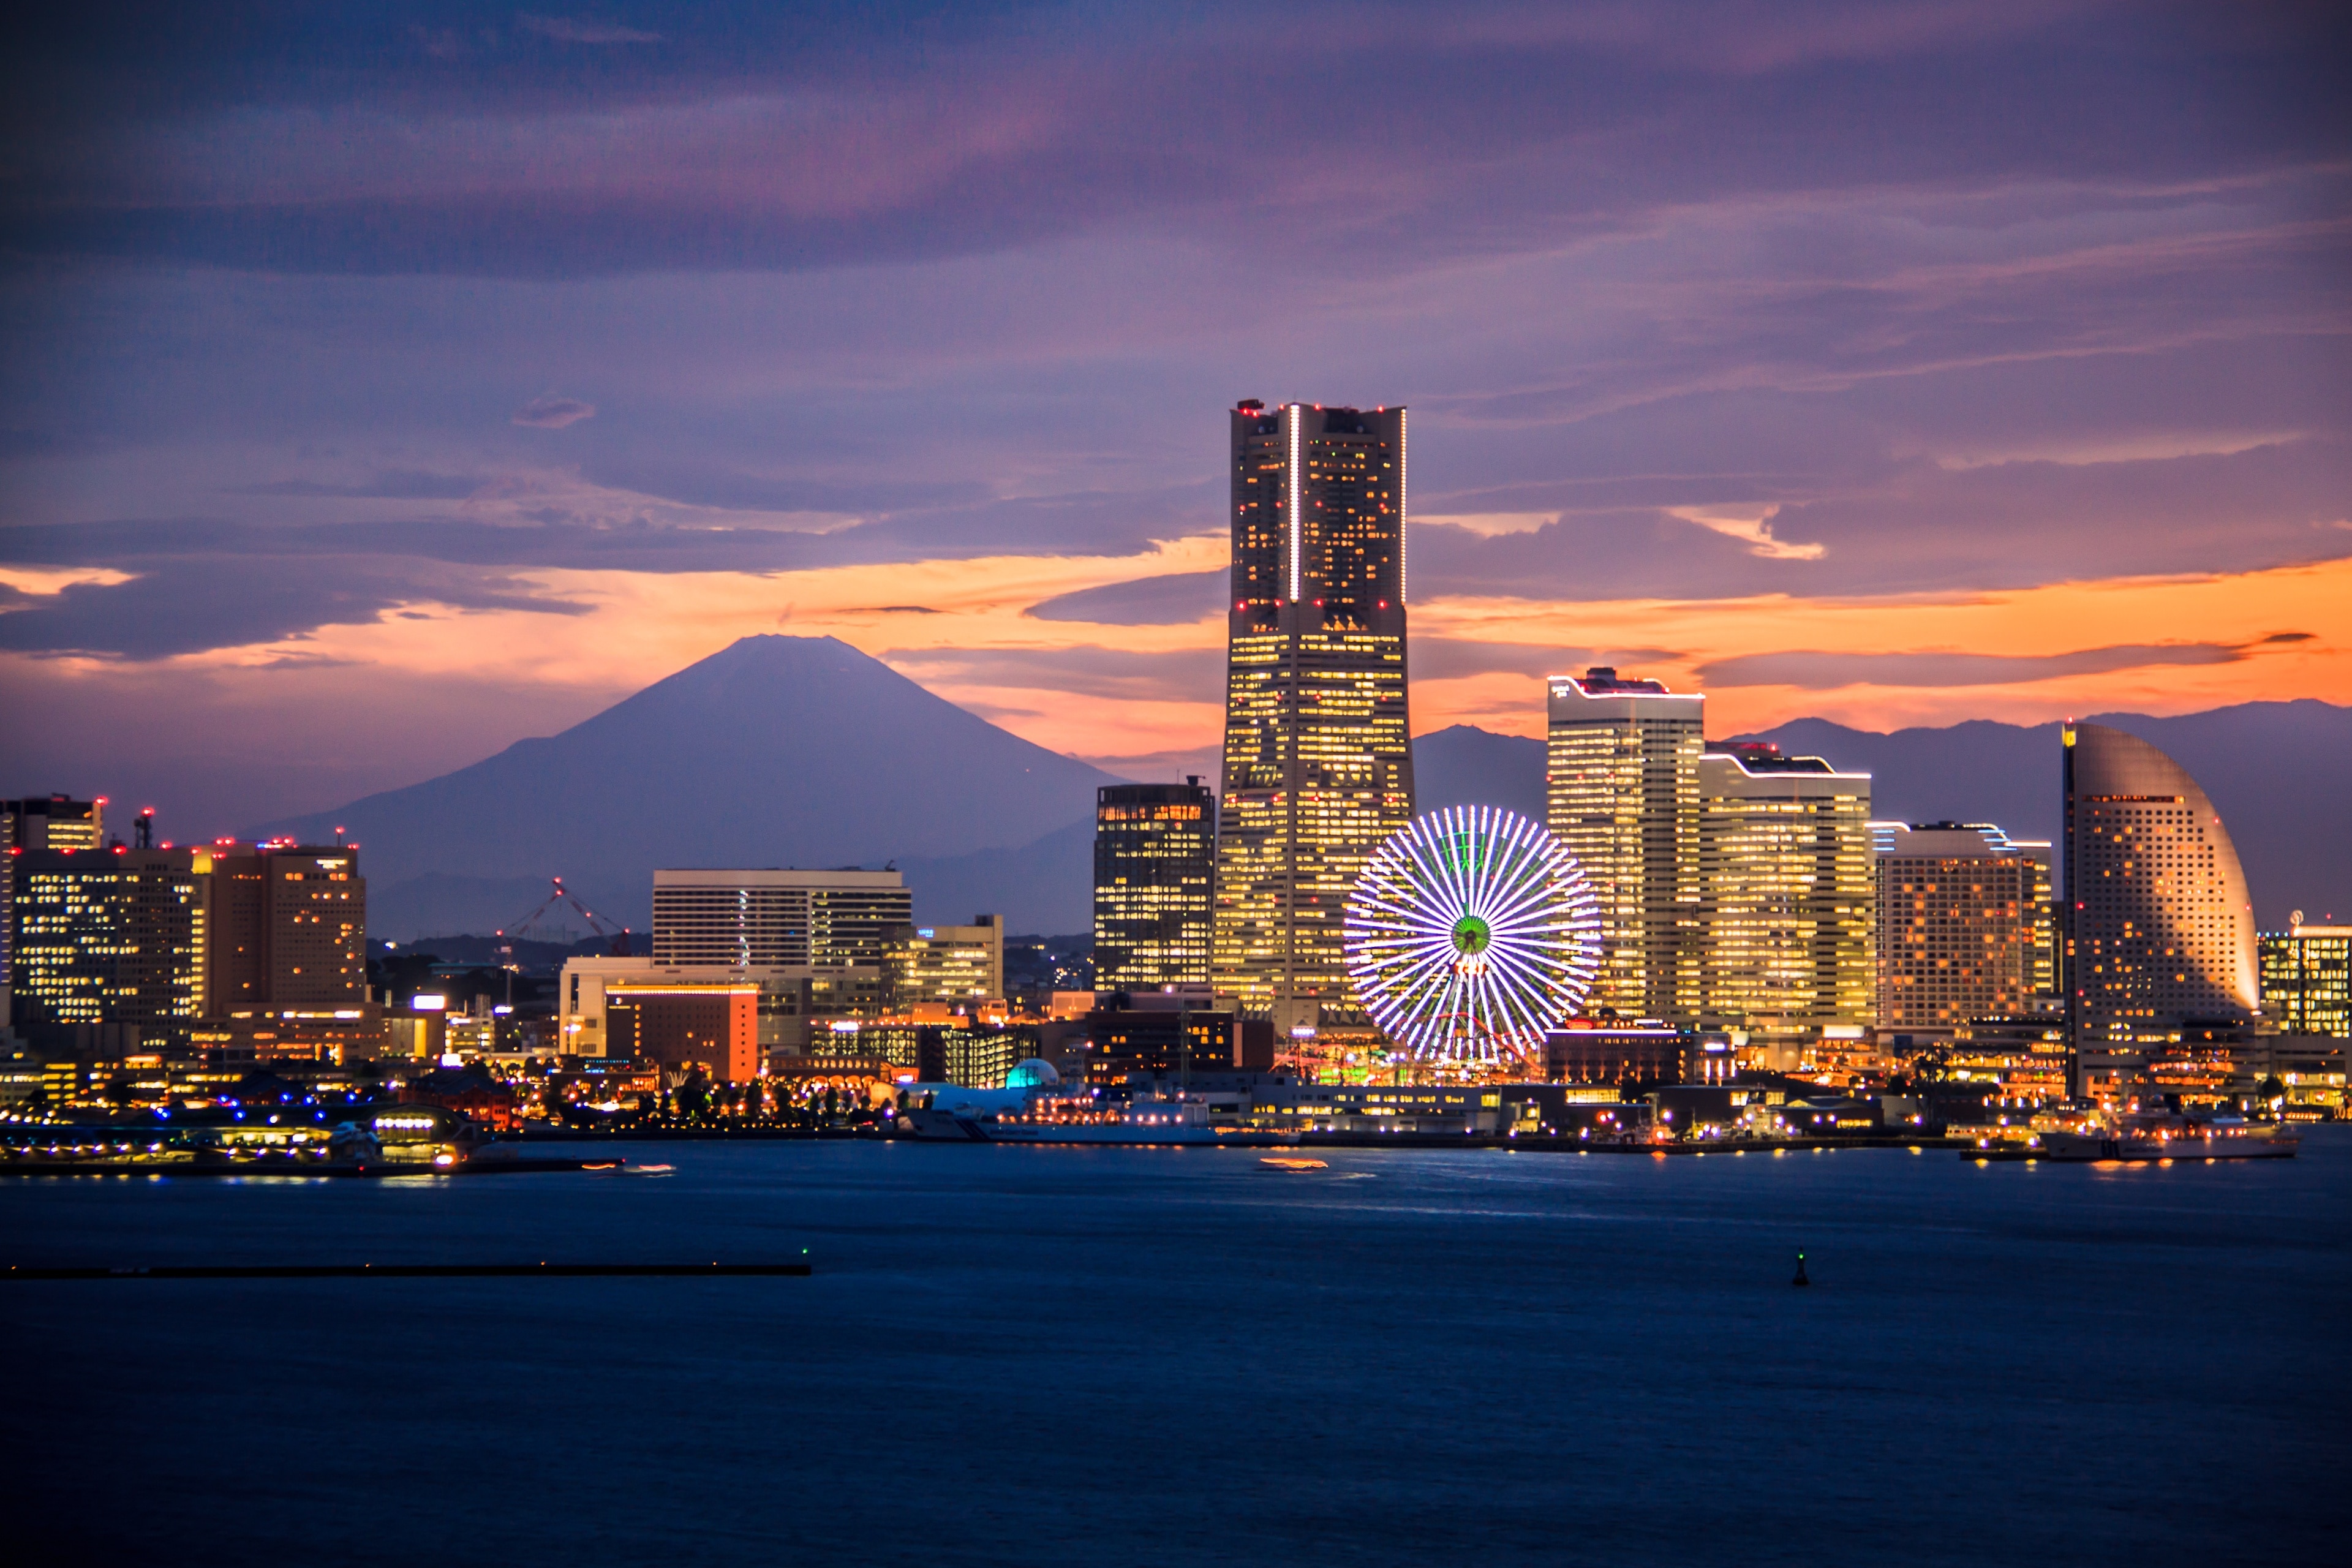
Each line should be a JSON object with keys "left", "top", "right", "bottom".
{"left": 203, "top": 843, "right": 368, "bottom": 1009}
{"left": 652, "top": 868, "right": 912, "bottom": 970}
{"left": 1, "top": 796, "right": 105, "bottom": 1016}
{"left": 1545, "top": 668, "right": 1706, "bottom": 1023}
{"left": 1872, "top": 822, "right": 2054, "bottom": 1027}
{"left": 1095, "top": 780, "right": 1215, "bottom": 990}
{"left": 2062, "top": 722, "right": 2257, "bottom": 1066}
{"left": 2260, "top": 921, "right": 2350, "bottom": 1039}
{"left": 1212, "top": 401, "right": 1414, "bottom": 1033}
{"left": 8, "top": 846, "right": 205, "bottom": 1038}
{"left": 1695, "top": 744, "right": 1874, "bottom": 1054}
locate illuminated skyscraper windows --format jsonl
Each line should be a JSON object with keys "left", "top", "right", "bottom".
{"left": 1545, "top": 669, "right": 1705, "bottom": 1024}
{"left": 1871, "top": 822, "right": 2054, "bottom": 1027}
{"left": 1695, "top": 745, "right": 1875, "bottom": 1057}
{"left": 1212, "top": 402, "right": 1414, "bottom": 1032}
{"left": 2062, "top": 722, "right": 2257, "bottom": 1047}
{"left": 1095, "top": 781, "right": 1214, "bottom": 990}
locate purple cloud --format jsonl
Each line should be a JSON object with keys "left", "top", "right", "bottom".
{"left": 512, "top": 396, "right": 597, "bottom": 428}
{"left": 518, "top": 15, "right": 663, "bottom": 46}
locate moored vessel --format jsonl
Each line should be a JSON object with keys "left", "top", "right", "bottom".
{"left": 2025, "top": 1112, "right": 2298, "bottom": 1163}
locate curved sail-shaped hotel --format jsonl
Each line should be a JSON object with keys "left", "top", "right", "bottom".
{"left": 2062, "top": 722, "right": 2258, "bottom": 1092}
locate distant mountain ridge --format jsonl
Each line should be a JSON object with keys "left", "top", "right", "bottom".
{"left": 257, "top": 635, "right": 1123, "bottom": 938}
{"left": 1408, "top": 701, "right": 2350, "bottom": 929}
{"left": 280, "top": 636, "right": 2345, "bottom": 941}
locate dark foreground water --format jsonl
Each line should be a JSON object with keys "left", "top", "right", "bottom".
{"left": 4, "top": 1133, "right": 2346, "bottom": 1567}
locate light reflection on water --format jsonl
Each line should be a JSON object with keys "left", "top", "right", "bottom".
{"left": 4, "top": 1131, "right": 2347, "bottom": 1567}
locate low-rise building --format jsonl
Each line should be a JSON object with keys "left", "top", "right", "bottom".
{"left": 603, "top": 978, "right": 760, "bottom": 1084}
{"left": 887, "top": 916, "right": 1005, "bottom": 1009}
{"left": 2260, "top": 921, "right": 2349, "bottom": 1039}
{"left": 1079, "top": 987, "right": 1275, "bottom": 1085}
{"left": 557, "top": 954, "right": 884, "bottom": 1060}
{"left": 1542, "top": 1020, "right": 1729, "bottom": 1086}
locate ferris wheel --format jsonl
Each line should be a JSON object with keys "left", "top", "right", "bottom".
{"left": 1343, "top": 805, "right": 1603, "bottom": 1065}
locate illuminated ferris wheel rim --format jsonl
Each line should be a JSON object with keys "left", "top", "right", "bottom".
{"left": 1343, "top": 805, "right": 1602, "bottom": 1063}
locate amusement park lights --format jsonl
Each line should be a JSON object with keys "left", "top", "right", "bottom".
{"left": 1343, "top": 806, "right": 1602, "bottom": 1065}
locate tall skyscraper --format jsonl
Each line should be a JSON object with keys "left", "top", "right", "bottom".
{"left": 2260, "top": 921, "right": 2350, "bottom": 1039}
{"left": 1094, "top": 780, "right": 1215, "bottom": 990}
{"left": 1872, "top": 821, "right": 2054, "bottom": 1028}
{"left": 1212, "top": 401, "right": 1414, "bottom": 1033}
{"left": 653, "top": 868, "right": 912, "bottom": 970}
{"left": 2062, "top": 722, "right": 2258, "bottom": 1074}
{"left": 1545, "top": 668, "right": 1705, "bottom": 1022}
{"left": 1695, "top": 744, "right": 1874, "bottom": 1057}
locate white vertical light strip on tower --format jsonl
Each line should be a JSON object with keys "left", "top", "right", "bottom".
{"left": 1398, "top": 406, "right": 1408, "bottom": 605}
{"left": 1287, "top": 404, "right": 1303, "bottom": 603}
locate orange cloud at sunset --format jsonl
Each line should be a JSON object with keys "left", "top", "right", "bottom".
{"left": 20, "top": 542, "right": 2336, "bottom": 790}
{"left": 1412, "top": 554, "right": 2352, "bottom": 740}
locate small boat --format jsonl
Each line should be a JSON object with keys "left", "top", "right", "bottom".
{"left": 1259, "top": 1157, "right": 1328, "bottom": 1172}
{"left": 900, "top": 1097, "right": 1300, "bottom": 1147}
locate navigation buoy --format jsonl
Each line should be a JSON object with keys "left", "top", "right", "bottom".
{"left": 1792, "top": 1251, "right": 1811, "bottom": 1287}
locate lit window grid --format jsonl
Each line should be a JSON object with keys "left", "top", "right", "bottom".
{"left": 12, "top": 862, "right": 206, "bottom": 1025}
{"left": 1697, "top": 788, "right": 1875, "bottom": 1031}
{"left": 1545, "top": 715, "right": 1703, "bottom": 1023}
{"left": 2068, "top": 796, "right": 2253, "bottom": 1041}
{"left": 2258, "top": 931, "right": 2350, "bottom": 1039}
{"left": 1095, "top": 805, "right": 1213, "bottom": 990}
{"left": 1874, "top": 855, "right": 2051, "bottom": 1026}
{"left": 654, "top": 884, "right": 914, "bottom": 970}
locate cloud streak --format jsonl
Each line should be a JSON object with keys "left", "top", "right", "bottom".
{"left": 512, "top": 395, "right": 596, "bottom": 428}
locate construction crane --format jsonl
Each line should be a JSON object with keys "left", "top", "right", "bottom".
{"left": 496, "top": 877, "right": 634, "bottom": 968}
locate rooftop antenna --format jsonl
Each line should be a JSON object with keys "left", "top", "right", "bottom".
{"left": 135, "top": 809, "right": 154, "bottom": 850}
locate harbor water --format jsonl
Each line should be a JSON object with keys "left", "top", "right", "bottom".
{"left": 4, "top": 1131, "right": 2346, "bottom": 1565}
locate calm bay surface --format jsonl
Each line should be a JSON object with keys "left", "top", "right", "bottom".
{"left": 4, "top": 1131, "right": 2346, "bottom": 1566}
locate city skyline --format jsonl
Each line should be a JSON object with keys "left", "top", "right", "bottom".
{"left": 3, "top": 6, "right": 2347, "bottom": 834}
{"left": 3, "top": 14, "right": 2343, "bottom": 1564}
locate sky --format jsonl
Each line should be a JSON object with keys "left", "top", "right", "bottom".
{"left": 2, "top": 1, "right": 2347, "bottom": 837}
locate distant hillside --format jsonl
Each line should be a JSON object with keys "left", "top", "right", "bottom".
{"left": 1412, "top": 724, "right": 1545, "bottom": 820}
{"left": 1411, "top": 703, "right": 2350, "bottom": 929}
{"left": 271, "top": 644, "right": 2344, "bottom": 941}
{"left": 257, "top": 635, "right": 1123, "bottom": 939}
{"left": 1744, "top": 701, "right": 2350, "bottom": 928}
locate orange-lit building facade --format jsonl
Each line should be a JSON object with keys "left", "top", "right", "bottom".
{"left": 1873, "top": 822, "right": 2054, "bottom": 1027}
{"left": 1213, "top": 401, "right": 1415, "bottom": 1033}
{"left": 1694, "top": 744, "right": 1875, "bottom": 1057}
{"left": 604, "top": 980, "right": 760, "bottom": 1084}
